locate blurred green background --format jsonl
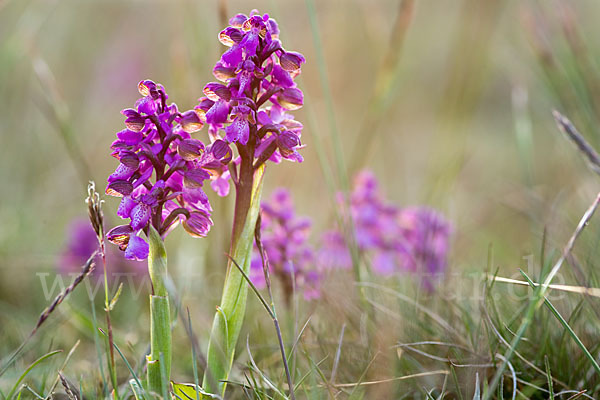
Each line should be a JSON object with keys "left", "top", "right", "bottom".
{"left": 3, "top": 0, "right": 600, "bottom": 396}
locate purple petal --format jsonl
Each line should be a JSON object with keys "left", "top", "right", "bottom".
{"left": 211, "top": 173, "right": 230, "bottom": 197}
{"left": 210, "top": 139, "right": 231, "bottom": 160}
{"left": 138, "top": 80, "right": 158, "bottom": 99}
{"left": 213, "top": 61, "right": 236, "bottom": 82}
{"left": 203, "top": 82, "right": 232, "bottom": 102}
{"left": 277, "top": 88, "right": 304, "bottom": 110}
{"left": 106, "top": 224, "right": 133, "bottom": 250}
{"left": 267, "top": 18, "right": 280, "bottom": 38}
{"left": 237, "top": 71, "right": 252, "bottom": 97}
{"left": 240, "top": 32, "right": 259, "bottom": 56}
{"left": 108, "top": 163, "right": 136, "bottom": 183}
{"left": 184, "top": 168, "right": 210, "bottom": 188}
{"left": 130, "top": 203, "right": 151, "bottom": 230}
{"left": 117, "top": 196, "right": 137, "bottom": 219}
{"left": 219, "top": 27, "right": 243, "bottom": 47}
{"left": 125, "top": 235, "right": 149, "bottom": 261}
{"left": 221, "top": 45, "right": 243, "bottom": 67}
{"left": 182, "top": 211, "right": 213, "bottom": 238}
{"left": 276, "top": 131, "right": 300, "bottom": 152}
{"left": 178, "top": 139, "right": 205, "bottom": 161}
{"left": 272, "top": 65, "right": 294, "bottom": 88}
{"left": 121, "top": 108, "right": 140, "bottom": 119}
{"left": 206, "top": 100, "right": 230, "bottom": 125}
{"left": 229, "top": 13, "right": 247, "bottom": 27}
{"left": 136, "top": 96, "right": 158, "bottom": 115}
{"left": 122, "top": 109, "right": 146, "bottom": 132}
{"left": 225, "top": 116, "right": 249, "bottom": 144}
{"left": 183, "top": 187, "right": 210, "bottom": 210}
{"left": 118, "top": 150, "right": 140, "bottom": 168}
{"left": 106, "top": 180, "right": 133, "bottom": 197}
{"left": 116, "top": 129, "right": 144, "bottom": 145}
{"left": 257, "top": 110, "right": 272, "bottom": 125}
{"left": 279, "top": 51, "right": 305, "bottom": 72}
{"left": 180, "top": 110, "right": 204, "bottom": 133}
{"left": 281, "top": 150, "right": 303, "bottom": 163}
{"left": 255, "top": 134, "right": 277, "bottom": 157}
{"left": 133, "top": 163, "right": 153, "bottom": 188}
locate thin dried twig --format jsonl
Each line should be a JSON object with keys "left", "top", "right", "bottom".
{"left": 541, "top": 191, "right": 600, "bottom": 291}
{"left": 488, "top": 275, "right": 600, "bottom": 298}
{"left": 35, "top": 251, "right": 98, "bottom": 334}
{"left": 552, "top": 110, "right": 600, "bottom": 176}
{"left": 329, "top": 370, "right": 449, "bottom": 388}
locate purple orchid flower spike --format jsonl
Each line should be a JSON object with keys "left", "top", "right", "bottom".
{"left": 319, "top": 171, "right": 452, "bottom": 288}
{"left": 397, "top": 207, "right": 452, "bottom": 283}
{"left": 251, "top": 188, "right": 319, "bottom": 303}
{"left": 201, "top": 11, "right": 308, "bottom": 396}
{"left": 105, "top": 80, "right": 226, "bottom": 394}
{"left": 199, "top": 9, "right": 306, "bottom": 179}
{"left": 105, "top": 80, "right": 219, "bottom": 260}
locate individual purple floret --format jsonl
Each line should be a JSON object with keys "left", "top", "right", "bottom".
{"left": 318, "top": 171, "right": 452, "bottom": 286}
{"left": 58, "top": 218, "right": 143, "bottom": 279}
{"left": 200, "top": 10, "right": 306, "bottom": 168}
{"left": 106, "top": 80, "right": 229, "bottom": 260}
{"left": 251, "top": 188, "right": 319, "bottom": 302}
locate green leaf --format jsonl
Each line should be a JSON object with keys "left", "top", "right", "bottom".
{"left": 204, "top": 164, "right": 265, "bottom": 396}
{"left": 106, "top": 282, "right": 124, "bottom": 311}
{"left": 129, "top": 378, "right": 145, "bottom": 400}
{"left": 146, "top": 225, "right": 172, "bottom": 396}
{"left": 171, "top": 382, "right": 220, "bottom": 400}
{"left": 147, "top": 295, "right": 172, "bottom": 396}
{"left": 147, "top": 226, "right": 168, "bottom": 298}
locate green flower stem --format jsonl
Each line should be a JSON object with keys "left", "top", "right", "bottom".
{"left": 204, "top": 164, "right": 265, "bottom": 396}
{"left": 146, "top": 226, "right": 172, "bottom": 396}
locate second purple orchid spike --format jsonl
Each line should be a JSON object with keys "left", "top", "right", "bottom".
{"left": 105, "top": 80, "right": 232, "bottom": 260}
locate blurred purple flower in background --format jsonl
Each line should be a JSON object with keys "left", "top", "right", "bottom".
{"left": 397, "top": 207, "right": 452, "bottom": 277}
{"left": 251, "top": 188, "right": 319, "bottom": 302}
{"left": 106, "top": 80, "right": 227, "bottom": 260}
{"left": 58, "top": 218, "right": 143, "bottom": 278}
{"left": 319, "top": 171, "right": 452, "bottom": 287}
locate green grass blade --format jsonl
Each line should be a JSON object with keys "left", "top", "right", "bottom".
{"left": 6, "top": 350, "right": 62, "bottom": 400}
{"left": 304, "top": 0, "right": 348, "bottom": 191}
{"left": 545, "top": 356, "right": 554, "bottom": 400}
{"left": 520, "top": 270, "right": 600, "bottom": 377}
{"left": 89, "top": 297, "right": 108, "bottom": 397}
{"left": 99, "top": 328, "right": 146, "bottom": 400}
{"left": 450, "top": 364, "right": 464, "bottom": 400}
{"left": 187, "top": 310, "right": 201, "bottom": 400}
